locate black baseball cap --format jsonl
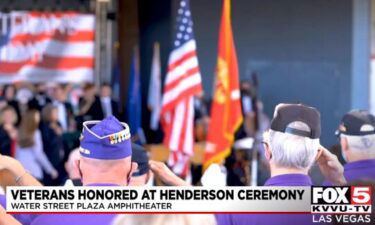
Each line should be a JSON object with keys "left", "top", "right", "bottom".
{"left": 131, "top": 143, "right": 150, "bottom": 176}
{"left": 270, "top": 103, "right": 321, "bottom": 139}
{"left": 336, "top": 110, "right": 375, "bottom": 136}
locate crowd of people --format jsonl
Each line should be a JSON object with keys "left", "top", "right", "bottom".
{"left": 0, "top": 79, "right": 266, "bottom": 188}
{"left": 0, "top": 81, "right": 374, "bottom": 225}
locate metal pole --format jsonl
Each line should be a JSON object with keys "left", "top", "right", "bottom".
{"left": 250, "top": 147, "right": 258, "bottom": 186}
{"left": 94, "top": 0, "right": 111, "bottom": 87}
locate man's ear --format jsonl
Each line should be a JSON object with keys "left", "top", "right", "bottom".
{"left": 264, "top": 142, "right": 272, "bottom": 161}
{"left": 340, "top": 136, "right": 350, "bottom": 161}
{"left": 73, "top": 159, "right": 82, "bottom": 179}
{"left": 128, "top": 162, "right": 138, "bottom": 177}
{"left": 340, "top": 137, "right": 349, "bottom": 152}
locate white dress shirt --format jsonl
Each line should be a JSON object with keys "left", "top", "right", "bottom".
{"left": 101, "top": 97, "right": 113, "bottom": 117}
{"left": 54, "top": 101, "right": 68, "bottom": 131}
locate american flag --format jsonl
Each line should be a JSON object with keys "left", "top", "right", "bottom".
{"left": 0, "top": 11, "right": 94, "bottom": 83}
{"left": 161, "top": 0, "right": 202, "bottom": 177}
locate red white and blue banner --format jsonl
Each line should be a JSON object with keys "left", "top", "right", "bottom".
{"left": 0, "top": 11, "right": 95, "bottom": 83}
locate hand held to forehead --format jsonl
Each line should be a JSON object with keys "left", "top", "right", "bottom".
{"left": 317, "top": 145, "right": 346, "bottom": 186}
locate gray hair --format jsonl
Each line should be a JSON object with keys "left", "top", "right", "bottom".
{"left": 341, "top": 134, "right": 375, "bottom": 152}
{"left": 266, "top": 121, "right": 320, "bottom": 169}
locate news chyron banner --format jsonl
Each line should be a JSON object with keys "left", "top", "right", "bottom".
{"left": 6, "top": 186, "right": 373, "bottom": 223}
{"left": 0, "top": 11, "right": 95, "bottom": 83}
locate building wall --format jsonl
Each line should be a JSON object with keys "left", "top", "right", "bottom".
{"left": 190, "top": 0, "right": 353, "bottom": 146}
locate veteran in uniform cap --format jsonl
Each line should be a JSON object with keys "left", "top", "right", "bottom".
{"left": 31, "top": 116, "right": 137, "bottom": 225}
{"left": 64, "top": 143, "right": 151, "bottom": 187}
{"left": 216, "top": 103, "right": 346, "bottom": 225}
{"left": 331, "top": 110, "right": 375, "bottom": 183}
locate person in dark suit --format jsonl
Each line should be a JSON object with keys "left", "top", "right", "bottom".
{"left": 78, "top": 83, "right": 104, "bottom": 121}
{"left": 28, "top": 83, "right": 52, "bottom": 111}
{"left": 39, "top": 104, "right": 65, "bottom": 186}
{"left": 2, "top": 85, "right": 21, "bottom": 125}
{"left": 52, "top": 84, "right": 74, "bottom": 132}
{"left": 100, "top": 83, "right": 120, "bottom": 119}
{"left": 0, "top": 106, "right": 18, "bottom": 157}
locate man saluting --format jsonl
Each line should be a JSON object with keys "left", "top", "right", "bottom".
{"left": 31, "top": 116, "right": 137, "bottom": 225}
{"left": 327, "top": 110, "right": 375, "bottom": 184}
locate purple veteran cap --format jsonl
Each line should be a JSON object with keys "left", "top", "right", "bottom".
{"left": 79, "top": 116, "right": 132, "bottom": 160}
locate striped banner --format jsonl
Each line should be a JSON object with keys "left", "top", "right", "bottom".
{"left": 0, "top": 11, "right": 95, "bottom": 83}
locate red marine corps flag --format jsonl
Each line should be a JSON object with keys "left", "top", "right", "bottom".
{"left": 161, "top": 0, "right": 202, "bottom": 177}
{"left": 204, "top": 0, "right": 242, "bottom": 170}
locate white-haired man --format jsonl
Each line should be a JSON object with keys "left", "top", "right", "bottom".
{"left": 332, "top": 110, "right": 375, "bottom": 183}
{"left": 216, "top": 103, "right": 346, "bottom": 225}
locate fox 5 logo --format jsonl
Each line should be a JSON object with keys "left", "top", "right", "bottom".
{"left": 312, "top": 186, "right": 371, "bottom": 205}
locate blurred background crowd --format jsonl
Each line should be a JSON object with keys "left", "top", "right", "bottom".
{"left": 0, "top": 82, "right": 118, "bottom": 185}
{"left": 0, "top": 79, "right": 273, "bottom": 187}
